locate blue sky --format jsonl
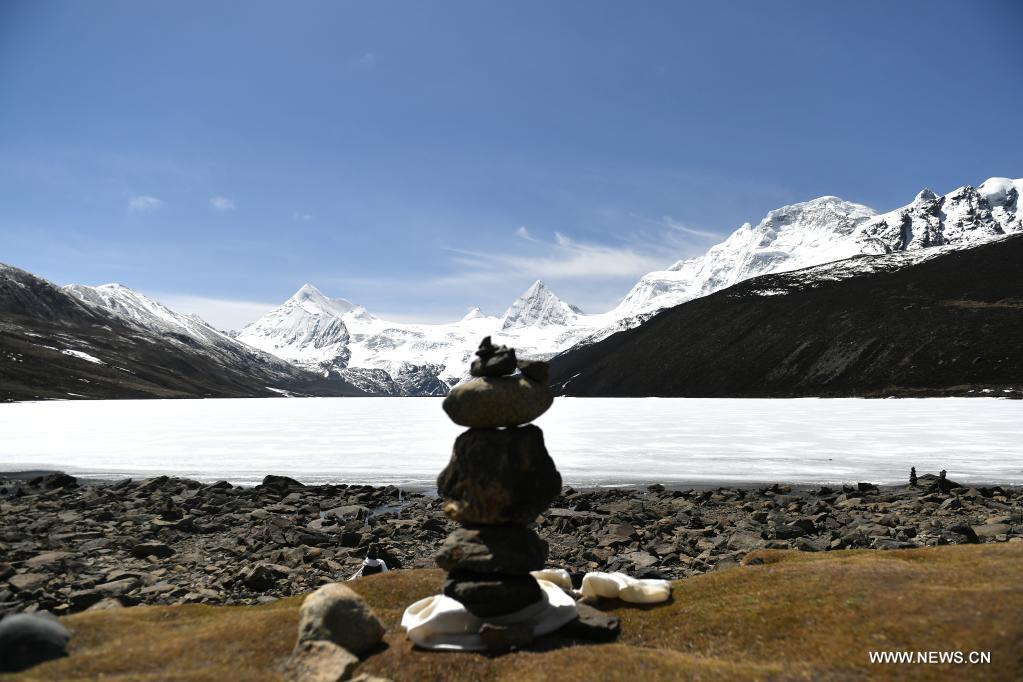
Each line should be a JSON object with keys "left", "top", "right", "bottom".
{"left": 1, "top": 1, "right": 1021, "bottom": 328}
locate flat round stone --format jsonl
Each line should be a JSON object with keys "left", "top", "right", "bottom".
{"left": 443, "top": 572, "right": 543, "bottom": 619}
{"left": 442, "top": 376, "right": 553, "bottom": 429}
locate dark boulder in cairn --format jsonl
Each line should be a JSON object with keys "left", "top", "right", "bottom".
{"left": 443, "top": 572, "right": 544, "bottom": 619}
{"left": 437, "top": 425, "right": 561, "bottom": 526}
{"left": 436, "top": 525, "right": 549, "bottom": 574}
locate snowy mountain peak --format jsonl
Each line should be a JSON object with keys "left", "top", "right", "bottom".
{"left": 237, "top": 285, "right": 352, "bottom": 369}
{"left": 615, "top": 194, "right": 877, "bottom": 317}
{"left": 913, "top": 188, "right": 939, "bottom": 204}
{"left": 292, "top": 282, "right": 325, "bottom": 300}
{"left": 500, "top": 280, "right": 579, "bottom": 330}
{"left": 461, "top": 306, "right": 486, "bottom": 321}
{"left": 287, "top": 283, "right": 359, "bottom": 317}
{"left": 63, "top": 283, "right": 244, "bottom": 353}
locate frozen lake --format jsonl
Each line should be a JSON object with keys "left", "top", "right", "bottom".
{"left": 1, "top": 397, "right": 1021, "bottom": 488}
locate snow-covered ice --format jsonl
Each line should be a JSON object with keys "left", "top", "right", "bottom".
{"left": 1, "top": 398, "right": 1020, "bottom": 487}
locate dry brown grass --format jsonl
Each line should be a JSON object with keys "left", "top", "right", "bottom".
{"left": 5, "top": 543, "right": 1021, "bottom": 681}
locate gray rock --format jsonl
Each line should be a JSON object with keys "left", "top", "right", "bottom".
{"left": 286, "top": 640, "right": 359, "bottom": 682}
{"left": 442, "top": 376, "right": 553, "bottom": 429}
{"left": 727, "top": 531, "right": 764, "bottom": 551}
{"left": 8, "top": 573, "right": 49, "bottom": 593}
{"left": 262, "top": 474, "right": 306, "bottom": 490}
{"left": 297, "top": 583, "right": 385, "bottom": 657}
{"left": 69, "top": 589, "right": 104, "bottom": 611}
{"left": 972, "top": 522, "right": 1010, "bottom": 539}
{"left": 240, "top": 564, "right": 279, "bottom": 591}
{"left": 95, "top": 578, "right": 139, "bottom": 597}
{"left": 437, "top": 426, "right": 561, "bottom": 525}
{"left": 435, "top": 526, "right": 548, "bottom": 574}
{"left": 24, "top": 552, "right": 75, "bottom": 569}
{"left": 0, "top": 612, "right": 70, "bottom": 673}
{"left": 130, "top": 542, "right": 174, "bottom": 559}
{"left": 774, "top": 524, "right": 809, "bottom": 540}
{"left": 85, "top": 597, "right": 126, "bottom": 611}
{"left": 558, "top": 602, "right": 620, "bottom": 642}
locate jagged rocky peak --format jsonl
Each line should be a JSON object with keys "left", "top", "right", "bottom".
{"left": 857, "top": 178, "right": 1023, "bottom": 253}
{"left": 500, "top": 280, "right": 580, "bottom": 330}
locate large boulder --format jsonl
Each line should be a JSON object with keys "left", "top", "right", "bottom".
{"left": 435, "top": 525, "right": 548, "bottom": 574}
{"left": 442, "top": 376, "right": 553, "bottom": 428}
{"left": 437, "top": 425, "right": 561, "bottom": 525}
{"left": 0, "top": 613, "right": 70, "bottom": 673}
{"left": 297, "top": 583, "right": 385, "bottom": 657}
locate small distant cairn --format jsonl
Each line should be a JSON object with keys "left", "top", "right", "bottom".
{"left": 435, "top": 337, "right": 560, "bottom": 639}
{"left": 909, "top": 467, "right": 918, "bottom": 487}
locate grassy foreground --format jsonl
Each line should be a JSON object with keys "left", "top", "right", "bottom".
{"left": 5, "top": 544, "right": 1021, "bottom": 681}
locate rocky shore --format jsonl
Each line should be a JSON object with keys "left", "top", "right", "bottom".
{"left": 1, "top": 471, "right": 1020, "bottom": 617}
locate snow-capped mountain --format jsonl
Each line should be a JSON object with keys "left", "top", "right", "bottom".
{"left": 61, "top": 282, "right": 353, "bottom": 391}
{"left": 235, "top": 284, "right": 354, "bottom": 371}
{"left": 614, "top": 196, "right": 878, "bottom": 318}
{"left": 233, "top": 176, "right": 1022, "bottom": 394}
{"left": 65, "top": 283, "right": 237, "bottom": 351}
{"left": 500, "top": 280, "right": 582, "bottom": 330}
{"left": 1, "top": 264, "right": 361, "bottom": 400}
{"left": 35, "top": 175, "right": 1017, "bottom": 397}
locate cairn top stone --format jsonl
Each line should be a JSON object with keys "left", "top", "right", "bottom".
{"left": 470, "top": 336, "right": 517, "bottom": 377}
{"left": 443, "top": 375, "right": 553, "bottom": 429}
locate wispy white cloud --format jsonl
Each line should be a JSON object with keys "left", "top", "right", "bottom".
{"left": 128, "top": 195, "right": 162, "bottom": 212}
{"left": 437, "top": 230, "right": 671, "bottom": 287}
{"left": 657, "top": 215, "right": 720, "bottom": 239}
{"left": 357, "top": 52, "right": 377, "bottom": 68}
{"left": 514, "top": 226, "right": 533, "bottom": 240}
{"left": 210, "top": 196, "right": 235, "bottom": 211}
{"left": 292, "top": 211, "right": 314, "bottom": 222}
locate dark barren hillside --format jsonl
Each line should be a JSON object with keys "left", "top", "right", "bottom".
{"left": 550, "top": 235, "right": 1023, "bottom": 398}
{"left": 0, "top": 263, "right": 363, "bottom": 401}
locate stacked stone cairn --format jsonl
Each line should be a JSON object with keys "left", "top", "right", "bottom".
{"left": 435, "top": 337, "right": 561, "bottom": 642}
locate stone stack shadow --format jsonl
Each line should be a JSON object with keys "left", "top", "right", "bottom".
{"left": 435, "top": 337, "right": 560, "bottom": 621}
